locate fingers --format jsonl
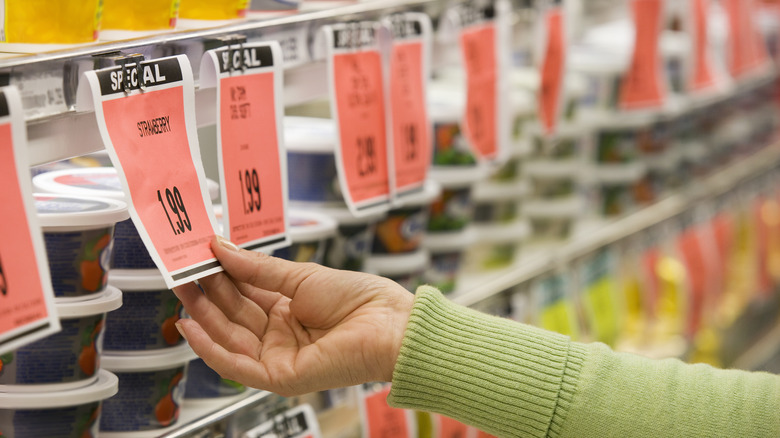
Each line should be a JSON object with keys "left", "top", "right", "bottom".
{"left": 172, "top": 282, "right": 263, "bottom": 358}
{"left": 198, "top": 272, "right": 270, "bottom": 338}
{"left": 175, "top": 319, "right": 274, "bottom": 391}
{"left": 212, "top": 236, "right": 320, "bottom": 299}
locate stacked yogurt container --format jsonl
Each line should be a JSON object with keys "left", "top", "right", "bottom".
{"left": 423, "top": 83, "right": 489, "bottom": 294}
{"left": 0, "top": 192, "right": 128, "bottom": 437}
{"left": 31, "top": 166, "right": 209, "bottom": 434}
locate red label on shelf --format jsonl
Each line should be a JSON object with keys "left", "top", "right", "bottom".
{"left": 538, "top": 8, "right": 566, "bottom": 135}
{"left": 203, "top": 43, "right": 289, "bottom": 252}
{"left": 363, "top": 386, "right": 410, "bottom": 438}
{"left": 724, "top": 0, "right": 770, "bottom": 78}
{"left": 326, "top": 23, "right": 391, "bottom": 216}
{"left": 436, "top": 415, "right": 471, "bottom": 438}
{"left": 677, "top": 227, "right": 708, "bottom": 337}
{"left": 389, "top": 37, "right": 430, "bottom": 196}
{"left": 83, "top": 56, "right": 222, "bottom": 287}
{"left": 460, "top": 23, "right": 498, "bottom": 160}
{"left": 690, "top": 0, "right": 717, "bottom": 91}
{"left": 0, "top": 87, "right": 60, "bottom": 355}
{"left": 710, "top": 213, "right": 734, "bottom": 300}
{"left": 619, "top": 0, "right": 666, "bottom": 110}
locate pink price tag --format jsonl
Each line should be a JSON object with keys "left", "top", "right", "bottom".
{"left": 362, "top": 386, "right": 411, "bottom": 438}
{"left": 538, "top": 8, "right": 566, "bottom": 135}
{"left": 724, "top": 0, "right": 771, "bottom": 79}
{"left": 205, "top": 43, "right": 289, "bottom": 251}
{"left": 690, "top": 0, "right": 717, "bottom": 91}
{"left": 460, "top": 23, "right": 498, "bottom": 160}
{"left": 327, "top": 23, "right": 391, "bottom": 216}
{"left": 0, "top": 87, "right": 60, "bottom": 354}
{"left": 619, "top": 0, "right": 666, "bottom": 110}
{"left": 436, "top": 415, "right": 472, "bottom": 438}
{"left": 677, "top": 228, "right": 708, "bottom": 337}
{"left": 389, "top": 29, "right": 430, "bottom": 197}
{"left": 81, "top": 56, "right": 221, "bottom": 288}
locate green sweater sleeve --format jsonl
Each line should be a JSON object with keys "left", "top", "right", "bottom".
{"left": 388, "top": 286, "right": 780, "bottom": 438}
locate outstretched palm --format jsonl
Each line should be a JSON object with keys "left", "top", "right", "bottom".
{"left": 173, "top": 237, "right": 413, "bottom": 396}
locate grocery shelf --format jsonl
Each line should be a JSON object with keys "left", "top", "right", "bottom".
{"left": 9, "top": 0, "right": 449, "bottom": 166}
{"left": 453, "top": 143, "right": 780, "bottom": 308}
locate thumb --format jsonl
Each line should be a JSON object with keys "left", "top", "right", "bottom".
{"left": 211, "top": 235, "right": 320, "bottom": 299}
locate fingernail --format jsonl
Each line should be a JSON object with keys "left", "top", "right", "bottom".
{"left": 175, "top": 321, "right": 188, "bottom": 341}
{"left": 216, "top": 235, "right": 240, "bottom": 252}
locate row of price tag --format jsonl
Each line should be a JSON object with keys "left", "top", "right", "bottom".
{"left": 0, "top": 3, "right": 511, "bottom": 354}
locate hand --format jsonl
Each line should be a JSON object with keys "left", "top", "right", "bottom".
{"left": 173, "top": 236, "right": 414, "bottom": 397}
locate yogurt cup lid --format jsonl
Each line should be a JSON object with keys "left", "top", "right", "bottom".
{"left": 318, "top": 205, "right": 387, "bottom": 226}
{"left": 429, "top": 165, "right": 489, "bottom": 188}
{"left": 34, "top": 193, "right": 130, "bottom": 228}
{"left": 365, "top": 249, "right": 430, "bottom": 276}
{"left": 56, "top": 286, "right": 123, "bottom": 318}
{"left": 33, "top": 167, "right": 221, "bottom": 201}
{"left": 0, "top": 369, "right": 118, "bottom": 409}
{"left": 569, "top": 45, "right": 629, "bottom": 74}
{"left": 109, "top": 269, "right": 168, "bottom": 291}
{"left": 394, "top": 179, "right": 442, "bottom": 208}
{"left": 288, "top": 209, "right": 338, "bottom": 242}
{"left": 284, "top": 116, "right": 336, "bottom": 153}
{"left": 33, "top": 167, "right": 125, "bottom": 199}
{"left": 472, "top": 181, "right": 528, "bottom": 202}
{"left": 423, "top": 227, "right": 477, "bottom": 252}
{"left": 102, "top": 343, "right": 198, "bottom": 371}
{"left": 473, "top": 220, "right": 530, "bottom": 243}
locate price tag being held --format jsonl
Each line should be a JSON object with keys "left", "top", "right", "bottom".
{"left": 384, "top": 13, "right": 433, "bottom": 202}
{"left": 200, "top": 42, "right": 290, "bottom": 252}
{"left": 459, "top": 3, "right": 500, "bottom": 161}
{"left": 619, "top": 0, "right": 667, "bottom": 110}
{"left": 78, "top": 55, "right": 222, "bottom": 288}
{"left": 538, "top": 4, "right": 566, "bottom": 135}
{"left": 323, "top": 22, "right": 391, "bottom": 217}
{"left": 0, "top": 86, "right": 60, "bottom": 355}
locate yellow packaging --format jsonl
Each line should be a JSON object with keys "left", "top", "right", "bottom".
{"left": 178, "top": 0, "right": 248, "bottom": 20}
{"left": 3, "top": 0, "right": 102, "bottom": 43}
{"left": 102, "top": 0, "right": 179, "bottom": 31}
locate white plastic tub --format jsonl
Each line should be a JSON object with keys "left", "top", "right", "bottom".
{"left": 0, "top": 287, "right": 122, "bottom": 392}
{"left": 472, "top": 181, "right": 527, "bottom": 225}
{"left": 35, "top": 193, "right": 128, "bottom": 300}
{"left": 100, "top": 344, "right": 197, "bottom": 433}
{"left": 423, "top": 228, "right": 477, "bottom": 294}
{"left": 32, "top": 167, "right": 219, "bottom": 270}
{"left": 0, "top": 369, "right": 119, "bottom": 438}
{"left": 284, "top": 116, "right": 343, "bottom": 206}
{"left": 365, "top": 250, "right": 429, "bottom": 293}
{"left": 105, "top": 269, "right": 186, "bottom": 352}
{"left": 320, "top": 206, "right": 386, "bottom": 271}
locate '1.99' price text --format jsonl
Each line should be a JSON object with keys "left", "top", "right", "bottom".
{"left": 157, "top": 186, "right": 192, "bottom": 235}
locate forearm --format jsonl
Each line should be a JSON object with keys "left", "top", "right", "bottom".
{"left": 388, "top": 286, "right": 780, "bottom": 438}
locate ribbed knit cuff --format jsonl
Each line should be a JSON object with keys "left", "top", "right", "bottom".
{"left": 388, "top": 286, "right": 586, "bottom": 438}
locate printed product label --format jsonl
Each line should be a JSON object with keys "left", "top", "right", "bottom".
{"left": 286, "top": 153, "right": 341, "bottom": 203}
{"left": 111, "top": 219, "right": 157, "bottom": 269}
{"left": 0, "top": 401, "right": 101, "bottom": 438}
{"left": 425, "top": 251, "right": 462, "bottom": 294}
{"left": 273, "top": 242, "right": 327, "bottom": 264}
{"left": 428, "top": 188, "right": 472, "bottom": 232}
{"left": 100, "top": 366, "right": 186, "bottom": 431}
{"left": 324, "top": 223, "right": 374, "bottom": 271}
{"left": 373, "top": 208, "right": 426, "bottom": 254}
{"left": 103, "top": 289, "right": 184, "bottom": 351}
{"left": 43, "top": 227, "right": 114, "bottom": 298}
{"left": 0, "top": 314, "right": 104, "bottom": 385}
{"left": 433, "top": 122, "right": 478, "bottom": 166}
